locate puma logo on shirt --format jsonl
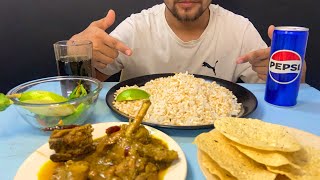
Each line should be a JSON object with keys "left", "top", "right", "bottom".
{"left": 202, "top": 60, "right": 219, "bottom": 75}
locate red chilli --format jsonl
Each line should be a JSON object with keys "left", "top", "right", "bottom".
{"left": 105, "top": 126, "right": 121, "bottom": 135}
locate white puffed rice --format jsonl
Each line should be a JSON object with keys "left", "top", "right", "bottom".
{"left": 113, "top": 73, "right": 241, "bottom": 126}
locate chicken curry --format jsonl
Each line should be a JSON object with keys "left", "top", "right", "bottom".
{"left": 39, "top": 100, "right": 179, "bottom": 180}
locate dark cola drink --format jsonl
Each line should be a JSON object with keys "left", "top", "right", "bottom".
{"left": 57, "top": 55, "right": 93, "bottom": 77}
{"left": 57, "top": 55, "right": 93, "bottom": 96}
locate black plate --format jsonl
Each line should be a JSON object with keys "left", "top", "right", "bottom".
{"left": 106, "top": 73, "right": 257, "bottom": 129}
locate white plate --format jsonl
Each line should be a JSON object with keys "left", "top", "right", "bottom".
{"left": 197, "top": 126, "right": 320, "bottom": 180}
{"left": 15, "top": 122, "right": 187, "bottom": 180}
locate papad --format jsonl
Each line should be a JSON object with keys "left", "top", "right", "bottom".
{"left": 267, "top": 146, "right": 320, "bottom": 180}
{"left": 231, "top": 141, "right": 300, "bottom": 169}
{"left": 214, "top": 117, "right": 301, "bottom": 152}
{"left": 194, "top": 130, "right": 276, "bottom": 180}
{"left": 198, "top": 149, "right": 236, "bottom": 180}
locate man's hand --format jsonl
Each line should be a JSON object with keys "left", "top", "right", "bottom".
{"left": 70, "top": 10, "right": 132, "bottom": 69}
{"left": 236, "top": 25, "right": 275, "bottom": 81}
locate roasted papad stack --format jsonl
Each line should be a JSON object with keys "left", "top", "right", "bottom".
{"left": 194, "top": 117, "right": 320, "bottom": 180}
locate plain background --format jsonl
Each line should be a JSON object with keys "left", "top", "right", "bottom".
{"left": 0, "top": 0, "right": 318, "bottom": 93}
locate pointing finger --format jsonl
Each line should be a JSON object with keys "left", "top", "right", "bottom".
{"left": 236, "top": 47, "right": 270, "bottom": 64}
{"left": 252, "top": 59, "right": 269, "bottom": 67}
{"left": 102, "top": 35, "right": 132, "bottom": 56}
{"left": 252, "top": 66, "right": 268, "bottom": 75}
{"left": 96, "top": 41, "right": 119, "bottom": 59}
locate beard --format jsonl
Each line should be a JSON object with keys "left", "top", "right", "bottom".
{"left": 165, "top": 1, "right": 209, "bottom": 22}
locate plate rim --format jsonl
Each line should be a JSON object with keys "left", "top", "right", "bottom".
{"left": 105, "top": 73, "right": 258, "bottom": 129}
{"left": 14, "top": 122, "right": 187, "bottom": 180}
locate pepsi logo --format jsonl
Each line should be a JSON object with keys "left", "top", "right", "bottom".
{"left": 269, "top": 50, "right": 302, "bottom": 84}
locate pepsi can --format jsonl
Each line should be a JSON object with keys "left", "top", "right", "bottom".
{"left": 265, "top": 26, "right": 309, "bottom": 106}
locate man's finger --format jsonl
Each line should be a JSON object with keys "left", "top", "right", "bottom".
{"left": 90, "top": 9, "right": 116, "bottom": 30}
{"left": 94, "top": 61, "right": 107, "bottom": 69}
{"left": 251, "top": 59, "right": 269, "bottom": 67}
{"left": 94, "top": 41, "right": 119, "bottom": 59}
{"left": 103, "top": 9, "right": 116, "bottom": 30}
{"left": 258, "top": 74, "right": 267, "bottom": 81}
{"left": 252, "top": 66, "right": 268, "bottom": 75}
{"left": 236, "top": 47, "right": 270, "bottom": 64}
{"left": 102, "top": 35, "right": 132, "bottom": 56}
{"left": 268, "top": 25, "right": 275, "bottom": 40}
{"left": 93, "top": 51, "right": 115, "bottom": 66}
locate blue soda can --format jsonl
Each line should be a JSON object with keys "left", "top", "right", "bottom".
{"left": 265, "top": 26, "right": 309, "bottom": 106}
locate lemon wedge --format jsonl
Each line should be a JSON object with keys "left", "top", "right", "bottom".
{"left": 22, "top": 104, "right": 75, "bottom": 117}
{"left": 19, "top": 90, "right": 68, "bottom": 103}
{"left": 18, "top": 90, "right": 76, "bottom": 117}
{"left": 116, "top": 88, "right": 150, "bottom": 102}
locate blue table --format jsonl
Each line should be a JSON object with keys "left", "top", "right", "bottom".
{"left": 0, "top": 83, "right": 320, "bottom": 180}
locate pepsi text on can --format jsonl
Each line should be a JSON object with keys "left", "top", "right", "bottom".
{"left": 265, "top": 26, "right": 309, "bottom": 106}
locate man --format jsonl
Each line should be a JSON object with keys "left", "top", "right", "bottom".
{"left": 70, "top": 0, "right": 305, "bottom": 82}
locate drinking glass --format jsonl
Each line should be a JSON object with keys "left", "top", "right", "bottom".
{"left": 53, "top": 40, "right": 94, "bottom": 77}
{"left": 53, "top": 40, "right": 95, "bottom": 96}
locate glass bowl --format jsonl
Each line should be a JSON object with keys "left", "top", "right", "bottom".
{"left": 7, "top": 76, "right": 102, "bottom": 129}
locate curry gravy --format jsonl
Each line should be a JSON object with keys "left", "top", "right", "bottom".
{"left": 38, "top": 135, "right": 171, "bottom": 180}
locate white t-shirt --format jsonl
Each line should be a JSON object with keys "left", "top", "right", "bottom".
{"left": 99, "top": 4, "right": 267, "bottom": 83}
